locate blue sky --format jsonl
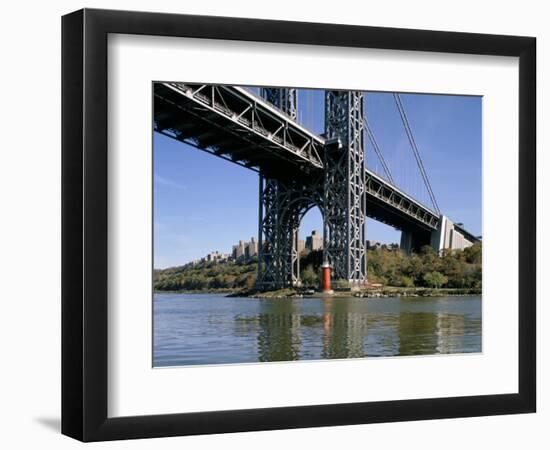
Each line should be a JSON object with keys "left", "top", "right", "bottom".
{"left": 154, "top": 89, "right": 481, "bottom": 269}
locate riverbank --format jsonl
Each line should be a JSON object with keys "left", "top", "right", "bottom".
{"left": 154, "top": 288, "right": 235, "bottom": 295}
{"left": 246, "top": 287, "right": 481, "bottom": 299}
{"left": 155, "top": 286, "right": 481, "bottom": 298}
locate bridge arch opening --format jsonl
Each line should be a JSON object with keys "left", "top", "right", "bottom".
{"left": 275, "top": 192, "right": 324, "bottom": 288}
{"left": 296, "top": 206, "right": 324, "bottom": 288}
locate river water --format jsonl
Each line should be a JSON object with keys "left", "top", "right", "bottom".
{"left": 153, "top": 293, "right": 481, "bottom": 367}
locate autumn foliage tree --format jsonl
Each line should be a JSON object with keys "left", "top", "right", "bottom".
{"left": 367, "top": 243, "right": 481, "bottom": 289}
{"left": 154, "top": 243, "right": 482, "bottom": 292}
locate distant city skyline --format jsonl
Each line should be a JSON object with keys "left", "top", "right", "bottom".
{"left": 185, "top": 229, "right": 330, "bottom": 268}
{"left": 154, "top": 88, "right": 481, "bottom": 269}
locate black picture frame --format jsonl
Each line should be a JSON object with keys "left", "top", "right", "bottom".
{"left": 62, "top": 8, "right": 536, "bottom": 442}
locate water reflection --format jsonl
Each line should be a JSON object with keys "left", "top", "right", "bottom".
{"left": 153, "top": 294, "right": 481, "bottom": 367}
{"left": 257, "top": 300, "right": 301, "bottom": 362}
{"left": 321, "top": 299, "right": 369, "bottom": 359}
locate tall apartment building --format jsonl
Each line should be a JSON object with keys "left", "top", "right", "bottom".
{"left": 245, "top": 237, "right": 258, "bottom": 259}
{"left": 297, "top": 238, "right": 305, "bottom": 254}
{"left": 204, "top": 251, "right": 229, "bottom": 263}
{"left": 232, "top": 237, "right": 258, "bottom": 261}
{"left": 305, "top": 230, "right": 323, "bottom": 251}
{"left": 232, "top": 240, "right": 246, "bottom": 260}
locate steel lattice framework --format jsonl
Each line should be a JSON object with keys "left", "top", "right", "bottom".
{"left": 257, "top": 176, "right": 324, "bottom": 288}
{"left": 261, "top": 87, "right": 298, "bottom": 121}
{"left": 256, "top": 88, "right": 324, "bottom": 288}
{"left": 256, "top": 89, "right": 367, "bottom": 288}
{"left": 364, "top": 169, "right": 440, "bottom": 230}
{"left": 154, "top": 83, "right": 323, "bottom": 177}
{"left": 153, "top": 82, "right": 457, "bottom": 290}
{"left": 324, "top": 91, "right": 367, "bottom": 286}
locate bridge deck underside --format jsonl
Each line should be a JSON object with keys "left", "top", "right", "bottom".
{"left": 154, "top": 82, "right": 440, "bottom": 234}
{"left": 154, "top": 83, "right": 323, "bottom": 180}
{"left": 365, "top": 172, "right": 439, "bottom": 232}
{"left": 365, "top": 197, "right": 435, "bottom": 233}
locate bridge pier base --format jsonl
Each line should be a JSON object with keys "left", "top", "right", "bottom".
{"left": 400, "top": 215, "right": 479, "bottom": 255}
{"left": 430, "top": 215, "right": 478, "bottom": 253}
{"left": 400, "top": 231, "right": 413, "bottom": 254}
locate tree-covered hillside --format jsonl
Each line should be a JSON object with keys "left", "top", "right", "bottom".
{"left": 366, "top": 243, "right": 481, "bottom": 289}
{"left": 154, "top": 243, "right": 482, "bottom": 292}
{"left": 154, "top": 258, "right": 257, "bottom": 292}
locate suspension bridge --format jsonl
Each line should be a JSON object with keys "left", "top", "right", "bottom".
{"left": 154, "top": 82, "right": 479, "bottom": 289}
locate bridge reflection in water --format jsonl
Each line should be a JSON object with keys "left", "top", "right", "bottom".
{"left": 153, "top": 294, "right": 481, "bottom": 367}
{"left": 232, "top": 297, "right": 480, "bottom": 363}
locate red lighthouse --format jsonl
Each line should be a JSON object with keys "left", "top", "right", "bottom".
{"left": 321, "top": 262, "right": 332, "bottom": 293}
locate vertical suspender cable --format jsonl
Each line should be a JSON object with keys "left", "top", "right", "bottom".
{"left": 393, "top": 93, "right": 440, "bottom": 214}
{"left": 363, "top": 117, "right": 395, "bottom": 185}
{"left": 363, "top": 96, "right": 396, "bottom": 185}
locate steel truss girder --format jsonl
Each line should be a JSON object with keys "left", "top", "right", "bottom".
{"left": 261, "top": 88, "right": 298, "bottom": 121}
{"left": 155, "top": 83, "right": 323, "bottom": 173}
{"left": 155, "top": 83, "right": 439, "bottom": 234}
{"left": 365, "top": 170, "right": 439, "bottom": 230}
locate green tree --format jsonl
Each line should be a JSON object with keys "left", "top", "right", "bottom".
{"left": 423, "top": 271, "right": 448, "bottom": 288}
{"left": 463, "top": 242, "right": 482, "bottom": 264}
{"left": 301, "top": 265, "right": 319, "bottom": 288}
{"left": 245, "top": 273, "right": 257, "bottom": 290}
{"left": 398, "top": 275, "right": 415, "bottom": 288}
{"left": 405, "top": 253, "right": 425, "bottom": 284}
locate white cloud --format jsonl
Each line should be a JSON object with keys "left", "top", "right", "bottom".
{"left": 154, "top": 174, "right": 186, "bottom": 191}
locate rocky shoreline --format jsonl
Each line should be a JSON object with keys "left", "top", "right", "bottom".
{"left": 156, "top": 287, "right": 481, "bottom": 299}
{"left": 236, "top": 287, "right": 481, "bottom": 299}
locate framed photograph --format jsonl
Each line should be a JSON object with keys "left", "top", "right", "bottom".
{"left": 62, "top": 8, "right": 536, "bottom": 441}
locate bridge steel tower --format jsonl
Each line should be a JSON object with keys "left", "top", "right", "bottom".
{"left": 324, "top": 91, "right": 367, "bottom": 286}
{"left": 256, "top": 88, "right": 303, "bottom": 289}
{"left": 256, "top": 88, "right": 367, "bottom": 290}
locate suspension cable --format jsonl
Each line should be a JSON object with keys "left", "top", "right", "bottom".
{"left": 363, "top": 116, "right": 395, "bottom": 185}
{"left": 393, "top": 93, "right": 440, "bottom": 213}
